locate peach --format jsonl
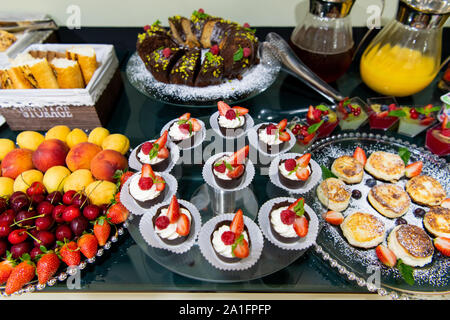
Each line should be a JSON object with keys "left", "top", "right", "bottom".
{"left": 32, "top": 139, "right": 69, "bottom": 173}
{"left": 1, "top": 148, "right": 34, "bottom": 179}
{"left": 66, "top": 142, "right": 102, "bottom": 172}
{"left": 90, "top": 149, "right": 128, "bottom": 182}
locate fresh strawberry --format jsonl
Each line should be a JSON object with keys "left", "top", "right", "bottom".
{"left": 232, "top": 237, "right": 249, "bottom": 259}
{"left": 230, "top": 209, "right": 244, "bottom": 236}
{"left": 288, "top": 197, "right": 304, "bottom": 211}
{"left": 157, "top": 146, "right": 170, "bottom": 159}
{"left": 176, "top": 213, "right": 190, "bottom": 236}
{"left": 232, "top": 106, "right": 249, "bottom": 116}
{"left": 190, "top": 118, "right": 202, "bottom": 132}
{"left": 293, "top": 216, "right": 308, "bottom": 237}
{"left": 405, "top": 161, "right": 423, "bottom": 178}
{"left": 420, "top": 117, "right": 434, "bottom": 126}
{"left": 307, "top": 105, "right": 315, "bottom": 120}
{"left": 295, "top": 166, "right": 310, "bottom": 181}
{"left": 378, "top": 111, "right": 389, "bottom": 118}
{"left": 154, "top": 175, "right": 166, "bottom": 191}
{"left": 276, "top": 119, "right": 288, "bottom": 131}
{"left": 107, "top": 202, "right": 129, "bottom": 224}
{"left": 278, "top": 131, "right": 291, "bottom": 142}
{"left": 302, "top": 133, "right": 315, "bottom": 144}
{"left": 296, "top": 153, "right": 311, "bottom": 167}
{"left": 59, "top": 241, "right": 81, "bottom": 266}
{"left": 5, "top": 255, "right": 35, "bottom": 295}
{"left": 167, "top": 195, "right": 180, "bottom": 223}
{"left": 114, "top": 192, "right": 121, "bottom": 204}
{"left": 376, "top": 245, "right": 397, "bottom": 267}
{"left": 353, "top": 147, "right": 367, "bottom": 165}
{"left": 141, "top": 164, "right": 156, "bottom": 179}
{"left": 218, "top": 101, "right": 232, "bottom": 116}
{"left": 154, "top": 130, "right": 168, "bottom": 149}
{"left": 93, "top": 216, "right": 111, "bottom": 246}
{"left": 0, "top": 252, "right": 15, "bottom": 284}
{"left": 228, "top": 145, "right": 249, "bottom": 166}
{"left": 36, "top": 249, "right": 60, "bottom": 285}
{"left": 77, "top": 233, "right": 98, "bottom": 259}
{"left": 179, "top": 113, "right": 191, "bottom": 121}
{"left": 324, "top": 210, "right": 344, "bottom": 225}
{"left": 119, "top": 171, "right": 134, "bottom": 188}
{"left": 227, "top": 164, "right": 245, "bottom": 179}
{"left": 434, "top": 237, "right": 450, "bottom": 257}
{"left": 441, "top": 198, "right": 450, "bottom": 209}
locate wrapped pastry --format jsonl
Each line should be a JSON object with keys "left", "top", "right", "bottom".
{"left": 66, "top": 46, "right": 98, "bottom": 85}
{"left": 11, "top": 53, "right": 59, "bottom": 89}
{"left": 5, "top": 67, "right": 34, "bottom": 89}
{"left": 50, "top": 58, "right": 85, "bottom": 89}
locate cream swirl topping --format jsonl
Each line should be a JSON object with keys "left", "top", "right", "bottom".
{"left": 211, "top": 224, "right": 249, "bottom": 258}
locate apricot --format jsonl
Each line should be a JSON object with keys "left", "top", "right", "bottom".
{"left": 42, "top": 166, "right": 71, "bottom": 193}
{"left": 66, "top": 142, "right": 102, "bottom": 172}
{"left": 32, "top": 139, "right": 69, "bottom": 173}
{"left": 13, "top": 169, "right": 44, "bottom": 193}
{"left": 0, "top": 177, "right": 14, "bottom": 198}
{"left": 63, "top": 169, "right": 95, "bottom": 193}
{"left": 16, "top": 131, "right": 45, "bottom": 151}
{"left": 85, "top": 180, "right": 117, "bottom": 206}
{"left": 66, "top": 128, "right": 88, "bottom": 149}
{"left": 1, "top": 148, "right": 34, "bottom": 179}
{"left": 90, "top": 149, "right": 128, "bottom": 182}
{"left": 102, "top": 133, "right": 130, "bottom": 155}
{"left": 88, "top": 127, "right": 110, "bottom": 147}
{"left": 45, "top": 125, "right": 71, "bottom": 142}
{"left": 0, "top": 139, "right": 16, "bottom": 161}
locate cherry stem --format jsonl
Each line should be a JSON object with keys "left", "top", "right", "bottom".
{"left": 25, "top": 231, "right": 41, "bottom": 244}
{"left": 10, "top": 213, "right": 45, "bottom": 227}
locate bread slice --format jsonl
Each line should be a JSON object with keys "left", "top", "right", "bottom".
{"left": 66, "top": 46, "right": 98, "bottom": 86}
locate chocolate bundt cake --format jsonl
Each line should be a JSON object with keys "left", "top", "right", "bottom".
{"left": 136, "top": 9, "right": 259, "bottom": 87}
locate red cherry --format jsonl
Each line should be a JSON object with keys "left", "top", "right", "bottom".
{"left": 143, "top": 24, "right": 150, "bottom": 31}
{"left": 0, "top": 221, "right": 12, "bottom": 238}
{"left": 243, "top": 47, "right": 251, "bottom": 58}
{"left": 52, "top": 204, "right": 66, "bottom": 223}
{"left": 62, "top": 190, "right": 77, "bottom": 205}
{"left": 26, "top": 181, "right": 46, "bottom": 197}
{"left": 8, "top": 229, "right": 28, "bottom": 244}
{"left": 34, "top": 231, "right": 55, "bottom": 248}
{"left": 55, "top": 224, "right": 73, "bottom": 242}
{"left": 30, "top": 246, "right": 43, "bottom": 260}
{"left": 0, "top": 240, "right": 6, "bottom": 257}
{"left": 37, "top": 201, "right": 54, "bottom": 216}
{"left": 62, "top": 205, "right": 81, "bottom": 223}
{"left": 15, "top": 210, "right": 36, "bottom": 227}
{"left": 72, "top": 193, "right": 89, "bottom": 209}
{"left": 11, "top": 242, "right": 31, "bottom": 259}
{"left": 0, "top": 209, "right": 15, "bottom": 225}
{"left": 83, "top": 204, "right": 100, "bottom": 221}
{"left": 46, "top": 191, "right": 62, "bottom": 205}
{"left": 210, "top": 44, "right": 219, "bottom": 55}
{"left": 291, "top": 127, "right": 299, "bottom": 135}
{"left": 35, "top": 215, "right": 54, "bottom": 231}
{"left": 266, "top": 124, "right": 277, "bottom": 135}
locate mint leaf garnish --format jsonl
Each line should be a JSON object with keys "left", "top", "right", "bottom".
{"left": 416, "top": 106, "right": 440, "bottom": 116}
{"left": 315, "top": 104, "right": 330, "bottom": 112}
{"left": 233, "top": 47, "right": 243, "bottom": 62}
{"left": 293, "top": 198, "right": 305, "bottom": 217}
{"left": 308, "top": 120, "right": 324, "bottom": 134}
{"left": 152, "top": 20, "right": 161, "bottom": 26}
{"left": 397, "top": 259, "right": 415, "bottom": 286}
{"left": 388, "top": 109, "right": 407, "bottom": 118}
{"left": 224, "top": 161, "right": 234, "bottom": 171}
{"left": 148, "top": 143, "right": 159, "bottom": 160}
{"left": 231, "top": 234, "right": 244, "bottom": 257}
{"left": 321, "top": 165, "right": 337, "bottom": 180}
{"left": 398, "top": 147, "right": 410, "bottom": 165}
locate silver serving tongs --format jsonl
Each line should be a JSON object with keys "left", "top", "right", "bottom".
{"left": 0, "top": 19, "right": 58, "bottom": 33}
{"left": 257, "top": 32, "right": 346, "bottom": 120}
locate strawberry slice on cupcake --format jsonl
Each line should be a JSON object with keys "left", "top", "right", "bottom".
{"left": 212, "top": 146, "right": 249, "bottom": 189}
{"left": 217, "top": 101, "right": 250, "bottom": 137}
{"left": 168, "top": 113, "right": 203, "bottom": 148}
{"left": 129, "top": 164, "right": 167, "bottom": 209}
{"left": 136, "top": 130, "right": 172, "bottom": 171}
{"left": 278, "top": 153, "right": 313, "bottom": 189}
{"left": 258, "top": 118, "right": 291, "bottom": 154}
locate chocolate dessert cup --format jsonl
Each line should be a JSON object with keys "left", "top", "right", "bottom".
{"left": 128, "top": 183, "right": 167, "bottom": 209}
{"left": 135, "top": 144, "right": 171, "bottom": 172}
{"left": 218, "top": 116, "right": 247, "bottom": 137}
{"left": 277, "top": 160, "right": 311, "bottom": 189}
{"left": 211, "top": 162, "right": 246, "bottom": 189}
{"left": 257, "top": 124, "right": 286, "bottom": 154}
{"left": 152, "top": 203, "right": 194, "bottom": 245}
{"left": 269, "top": 200, "right": 310, "bottom": 244}
{"left": 210, "top": 220, "right": 251, "bottom": 263}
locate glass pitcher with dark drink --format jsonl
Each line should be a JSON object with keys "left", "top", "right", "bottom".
{"left": 290, "top": 0, "right": 384, "bottom": 83}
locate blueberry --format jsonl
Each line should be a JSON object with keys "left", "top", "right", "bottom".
{"left": 365, "top": 179, "right": 377, "bottom": 188}
{"left": 380, "top": 104, "right": 389, "bottom": 112}
{"left": 395, "top": 217, "right": 408, "bottom": 225}
{"left": 322, "top": 115, "right": 329, "bottom": 122}
{"left": 414, "top": 208, "right": 426, "bottom": 217}
{"left": 351, "top": 190, "right": 362, "bottom": 199}
{"left": 418, "top": 114, "right": 426, "bottom": 120}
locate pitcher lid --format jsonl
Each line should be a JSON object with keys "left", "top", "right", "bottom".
{"left": 309, "top": 0, "right": 355, "bottom": 18}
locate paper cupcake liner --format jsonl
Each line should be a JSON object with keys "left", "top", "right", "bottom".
{"left": 202, "top": 152, "right": 255, "bottom": 193}
{"left": 268, "top": 154, "right": 321, "bottom": 194}
{"left": 198, "top": 213, "right": 264, "bottom": 271}
{"left": 257, "top": 197, "right": 319, "bottom": 251}
{"left": 128, "top": 141, "right": 180, "bottom": 173}
{"left": 160, "top": 118, "right": 206, "bottom": 150}
{"left": 209, "top": 111, "right": 254, "bottom": 140}
{"left": 138, "top": 199, "right": 202, "bottom": 254}
{"left": 247, "top": 123, "right": 296, "bottom": 157}
{"left": 120, "top": 172, "right": 178, "bottom": 216}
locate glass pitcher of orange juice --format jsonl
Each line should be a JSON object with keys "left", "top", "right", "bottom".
{"left": 360, "top": 0, "right": 450, "bottom": 97}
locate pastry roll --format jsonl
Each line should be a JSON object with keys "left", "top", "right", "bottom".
{"left": 66, "top": 46, "right": 98, "bottom": 85}
{"left": 0, "top": 69, "right": 13, "bottom": 89}
{"left": 0, "top": 30, "right": 16, "bottom": 52}
{"left": 6, "top": 67, "right": 34, "bottom": 89}
{"left": 27, "top": 58, "right": 59, "bottom": 89}
{"left": 50, "top": 58, "right": 85, "bottom": 89}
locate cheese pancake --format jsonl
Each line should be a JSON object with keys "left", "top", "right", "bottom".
{"left": 331, "top": 155, "right": 364, "bottom": 184}
{"left": 368, "top": 184, "right": 410, "bottom": 218}
{"left": 364, "top": 151, "right": 405, "bottom": 182}
{"left": 388, "top": 225, "right": 434, "bottom": 267}
{"left": 423, "top": 206, "right": 450, "bottom": 238}
{"left": 340, "top": 212, "right": 385, "bottom": 248}
{"left": 317, "top": 178, "right": 351, "bottom": 212}
{"left": 405, "top": 175, "right": 446, "bottom": 207}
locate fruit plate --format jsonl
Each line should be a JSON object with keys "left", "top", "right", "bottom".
{"left": 305, "top": 132, "right": 450, "bottom": 299}
{"left": 125, "top": 42, "right": 281, "bottom": 107}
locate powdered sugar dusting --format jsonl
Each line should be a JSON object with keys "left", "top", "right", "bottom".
{"left": 126, "top": 50, "right": 280, "bottom": 106}
{"left": 309, "top": 134, "right": 450, "bottom": 292}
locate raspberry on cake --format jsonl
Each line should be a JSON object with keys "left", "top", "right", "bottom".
{"left": 136, "top": 130, "right": 171, "bottom": 171}
{"left": 258, "top": 119, "right": 291, "bottom": 154}
{"left": 212, "top": 145, "right": 249, "bottom": 189}
{"left": 211, "top": 209, "right": 250, "bottom": 263}
{"left": 278, "top": 153, "right": 313, "bottom": 189}
{"left": 216, "top": 101, "right": 249, "bottom": 137}
{"left": 168, "top": 113, "right": 202, "bottom": 148}
{"left": 129, "top": 164, "right": 166, "bottom": 209}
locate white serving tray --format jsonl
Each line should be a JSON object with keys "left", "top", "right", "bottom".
{"left": 0, "top": 43, "right": 119, "bottom": 107}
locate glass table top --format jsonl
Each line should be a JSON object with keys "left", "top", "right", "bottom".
{"left": 0, "top": 27, "right": 448, "bottom": 294}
